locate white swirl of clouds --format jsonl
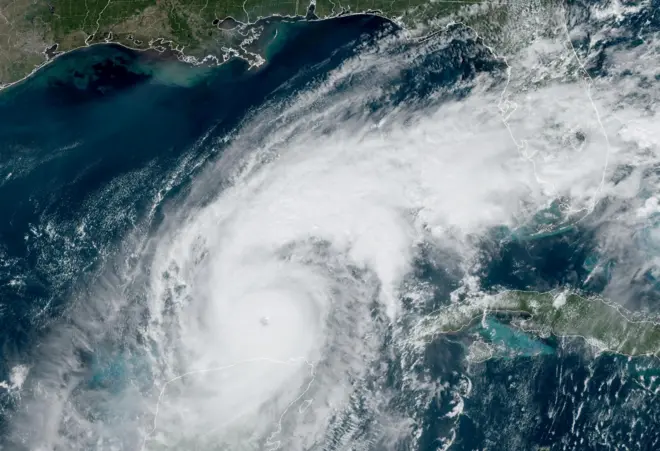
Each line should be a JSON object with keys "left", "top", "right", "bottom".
{"left": 138, "top": 27, "right": 659, "bottom": 448}
{"left": 6, "top": 4, "right": 660, "bottom": 449}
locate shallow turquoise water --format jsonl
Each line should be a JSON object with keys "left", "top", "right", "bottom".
{"left": 0, "top": 7, "right": 659, "bottom": 450}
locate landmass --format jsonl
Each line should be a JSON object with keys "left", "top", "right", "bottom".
{"left": 0, "top": 0, "right": 493, "bottom": 87}
{"left": 2, "top": 0, "right": 652, "bottom": 364}
{"left": 415, "top": 290, "right": 660, "bottom": 358}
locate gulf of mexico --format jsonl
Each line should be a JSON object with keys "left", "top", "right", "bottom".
{"left": 0, "top": 14, "right": 395, "bottom": 439}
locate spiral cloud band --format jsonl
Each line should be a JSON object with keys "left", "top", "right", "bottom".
{"left": 6, "top": 6, "right": 660, "bottom": 450}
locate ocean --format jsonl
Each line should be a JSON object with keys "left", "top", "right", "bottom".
{"left": 1, "top": 4, "right": 659, "bottom": 450}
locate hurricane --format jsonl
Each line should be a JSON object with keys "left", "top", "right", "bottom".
{"left": 1, "top": 0, "right": 660, "bottom": 450}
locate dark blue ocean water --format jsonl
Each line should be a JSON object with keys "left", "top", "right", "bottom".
{"left": 0, "top": 5, "right": 659, "bottom": 450}
{"left": 0, "top": 13, "right": 392, "bottom": 371}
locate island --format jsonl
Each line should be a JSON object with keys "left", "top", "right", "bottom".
{"left": 415, "top": 290, "right": 660, "bottom": 358}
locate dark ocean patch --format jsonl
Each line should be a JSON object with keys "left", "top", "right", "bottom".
{"left": 476, "top": 225, "right": 599, "bottom": 294}
{"left": 0, "top": 14, "right": 397, "bottom": 435}
{"left": 0, "top": 5, "right": 659, "bottom": 450}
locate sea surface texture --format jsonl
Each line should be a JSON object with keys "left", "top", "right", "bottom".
{"left": 0, "top": 2, "right": 659, "bottom": 450}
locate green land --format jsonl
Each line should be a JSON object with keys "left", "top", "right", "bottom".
{"left": 417, "top": 290, "right": 660, "bottom": 358}
{"left": 0, "top": 0, "right": 495, "bottom": 87}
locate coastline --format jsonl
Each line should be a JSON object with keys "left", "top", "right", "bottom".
{"left": 0, "top": 10, "right": 401, "bottom": 94}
